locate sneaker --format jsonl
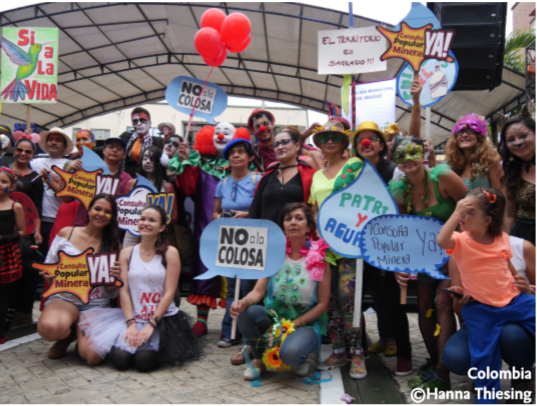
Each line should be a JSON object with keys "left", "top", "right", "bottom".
{"left": 395, "top": 357, "right": 413, "bottom": 376}
{"left": 367, "top": 341, "right": 387, "bottom": 354}
{"left": 409, "top": 369, "right": 433, "bottom": 389}
{"left": 316, "top": 353, "right": 347, "bottom": 371}
{"left": 192, "top": 321, "right": 208, "bottom": 338}
{"left": 349, "top": 353, "right": 367, "bottom": 379}
{"left": 217, "top": 338, "right": 240, "bottom": 348}
{"left": 410, "top": 370, "right": 450, "bottom": 391}
{"left": 384, "top": 344, "right": 397, "bottom": 357}
{"left": 244, "top": 359, "right": 266, "bottom": 381}
{"left": 417, "top": 358, "right": 434, "bottom": 377}
{"left": 292, "top": 363, "right": 310, "bottom": 377}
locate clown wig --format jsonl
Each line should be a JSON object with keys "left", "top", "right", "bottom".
{"left": 193, "top": 125, "right": 252, "bottom": 157}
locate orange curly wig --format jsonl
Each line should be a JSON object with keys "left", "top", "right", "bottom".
{"left": 193, "top": 125, "right": 252, "bottom": 156}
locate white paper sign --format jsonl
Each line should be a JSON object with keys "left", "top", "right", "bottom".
{"left": 318, "top": 26, "right": 387, "bottom": 75}
{"left": 216, "top": 225, "right": 268, "bottom": 271}
{"left": 116, "top": 186, "right": 151, "bottom": 237}
{"left": 342, "top": 79, "right": 396, "bottom": 131}
{"left": 177, "top": 78, "right": 217, "bottom": 115}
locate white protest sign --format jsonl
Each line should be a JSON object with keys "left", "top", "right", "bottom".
{"left": 177, "top": 78, "right": 217, "bottom": 115}
{"left": 318, "top": 26, "right": 387, "bottom": 75}
{"left": 115, "top": 186, "right": 151, "bottom": 237}
{"left": 342, "top": 79, "right": 396, "bottom": 131}
{"left": 216, "top": 225, "right": 268, "bottom": 271}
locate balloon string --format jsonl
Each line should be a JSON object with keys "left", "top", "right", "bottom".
{"left": 185, "top": 66, "right": 215, "bottom": 140}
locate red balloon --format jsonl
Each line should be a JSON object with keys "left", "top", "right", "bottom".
{"left": 221, "top": 13, "right": 251, "bottom": 48}
{"left": 203, "top": 48, "right": 227, "bottom": 67}
{"left": 194, "top": 27, "right": 224, "bottom": 60}
{"left": 200, "top": 8, "right": 226, "bottom": 33}
{"left": 227, "top": 34, "right": 251, "bottom": 53}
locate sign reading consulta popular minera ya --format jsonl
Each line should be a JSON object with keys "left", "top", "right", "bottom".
{"left": 1, "top": 27, "right": 59, "bottom": 103}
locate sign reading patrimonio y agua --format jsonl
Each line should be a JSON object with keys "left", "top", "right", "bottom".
{"left": 1, "top": 27, "right": 59, "bottom": 103}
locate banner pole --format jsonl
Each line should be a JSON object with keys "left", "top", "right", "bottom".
{"left": 352, "top": 258, "right": 363, "bottom": 327}
{"left": 26, "top": 104, "right": 31, "bottom": 132}
{"left": 400, "top": 285, "right": 407, "bottom": 305}
{"left": 230, "top": 278, "right": 241, "bottom": 340}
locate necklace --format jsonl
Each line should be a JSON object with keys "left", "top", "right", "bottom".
{"left": 403, "top": 168, "right": 431, "bottom": 217}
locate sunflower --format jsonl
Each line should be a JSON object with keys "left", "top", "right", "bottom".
{"left": 275, "top": 319, "right": 296, "bottom": 343}
{"left": 263, "top": 347, "right": 284, "bottom": 371}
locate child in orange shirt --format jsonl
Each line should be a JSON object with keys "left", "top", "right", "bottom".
{"left": 437, "top": 188, "right": 535, "bottom": 404}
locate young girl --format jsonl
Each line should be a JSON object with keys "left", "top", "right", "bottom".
{"left": 80, "top": 205, "right": 198, "bottom": 372}
{"left": 437, "top": 188, "right": 536, "bottom": 403}
{"left": 0, "top": 167, "right": 26, "bottom": 344}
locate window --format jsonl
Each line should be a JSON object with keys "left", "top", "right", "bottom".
{"left": 90, "top": 129, "right": 111, "bottom": 140}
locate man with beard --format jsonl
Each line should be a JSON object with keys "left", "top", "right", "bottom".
{"left": 120, "top": 107, "right": 163, "bottom": 177}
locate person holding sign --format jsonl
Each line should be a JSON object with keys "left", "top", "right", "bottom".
{"left": 230, "top": 203, "right": 330, "bottom": 381}
{"left": 308, "top": 121, "right": 369, "bottom": 379}
{"left": 37, "top": 194, "right": 121, "bottom": 362}
{"left": 389, "top": 137, "right": 467, "bottom": 389}
{"left": 80, "top": 205, "right": 199, "bottom": 372}
{"left": 437, "top": 188, "right": 535, "bottom": 402}
{"left": 498, "top": 117, "right": 535, "bottom": 245}
{"left": 0, "top": 168, "right": 26, "bottom": 345}
{"left": 445, "top": 114, "right": 503, "bottom": 191}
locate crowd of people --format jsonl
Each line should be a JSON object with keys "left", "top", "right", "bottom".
{"left": 0, "top": 83, "right": 534, "bottom": 402}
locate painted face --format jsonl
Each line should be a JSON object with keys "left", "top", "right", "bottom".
{"left": 214, "top": 122, "right": 235, "bottom": 154}
{"left": 283, "top": 208, "right": 310, "bottom": 238}
{"left": 75, "top": 130, "right": 95, "bottom": 154}
{"left": 132, "top": 112, "right": 151, "bottom": 137}
{"left": 164, "top": 136, "right": 181, "bottom": 158}
{"left": 0, "top": 172, "right": 13, "bottom": 195}
{"left": 356, "top": 130, "right": 383, "bottom": 159}
{"left": 89, "top": 199, "right": 113, "bottom": 227}
{"left": 505, "top": 123, "right": 535, "bottom": 161}
{"left": 394, "top": 140, "right": 423, "bottom": 164}
{"left": 252, "top": 114, "right": 274, "bottom": 143}
{"left": 142, "top": 149, "right": 155, "bottom": 173}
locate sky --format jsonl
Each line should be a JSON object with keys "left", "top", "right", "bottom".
{"left": 0, "top": 0, "right": 518, "bottom": 126}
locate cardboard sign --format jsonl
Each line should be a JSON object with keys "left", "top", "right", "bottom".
{"left": 397, "top": 58, "right": 458, "bottom": 108}
{"left": 318, "top": 160, "right": 399, "bottom": 258}
{"left": 1, "top": 27, "right": 59, "bottom": 103}
{"left": 360, "top": 215, "right": 449, "bottom": 279}
{"left": 342, "top": 79, "right": 396, "bottom": 131}
{"left": 32, "top": 249, "right": 123, "bottom": 304}
{"left": 52, "top": 167, "right": 119, "bottom": 210}
{"left": 197, "top": 218, "right": 286, "bottom": 280}
{"left": 165, "top": 75, "right": 228, "bottom": 124}
{"left": 116, "top": 186, "right": 153, "bottom": 236}
{"left": 146, "top": 193, "right": 175, "bottom": 225}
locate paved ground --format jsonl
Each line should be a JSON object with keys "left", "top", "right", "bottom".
{"left": 1, "top": 303, "right": 518, "bottom": 404}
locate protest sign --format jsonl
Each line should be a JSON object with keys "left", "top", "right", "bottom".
{"left": 81, "top": 146, "right": 111, "bottom": 174}
{"left": 360, "top": 215, "right": 450, "bottom": 280}
{"left": 1, "top": 27, "right": 59, "bottom": 103}
{"left": 165, "top": 75, "right": 228, "bottom": 124}
{"left": 318, "top": 160, "right": 399, "bottom": 258}
{"left": 342, "top": 79, "right": 396, "bottom": 131}
{"left": 197, "top": 218, "right": 286, "bottom": 280}
{"left": 318, "top": 26, "right": 387, "bottom": 75}
{"left": 146, "top": 193, "right": 175, "bottom": 225}
{"left": 116, "top": 186, "right": 153, "bottom": 236}
{"left": 32, "top": 249, "right": 123, "bottom": 304}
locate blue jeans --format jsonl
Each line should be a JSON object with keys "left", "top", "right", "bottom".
{"left": 221, "top": 278, "right": 255, "bottom": 340}
{"left": 238, "top": 305, "right": 319, "bottom": 368}
{"left": 443, "top": 323, "right": 535, "bottom": 380}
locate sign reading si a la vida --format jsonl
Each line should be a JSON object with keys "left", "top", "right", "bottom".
{"left": 318, "top": 26, "right": 387, "bottom": 75}
{"left": 318, "top": 160, "right": 399, "bottom": 258}
{"left": 360, "top": 215, "right": 450, "bottom": 280}
{"left": 32, "top": 249, "right": 123, "bottom": 304}
{"left": 198, "top": 218, "right": 286, "bottom": 280}
{"left": 165, "top": 75, "right": 228, "bottom": 124}
{"left": 0, "top": 27, "right": 59, "bottom": 103}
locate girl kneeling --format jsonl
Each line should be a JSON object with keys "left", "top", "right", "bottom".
{"left": 230, "top": 203, "right": 330, "bottom": 381}
{"left": 80, "top": 205, "right": 199, "bottom": 372}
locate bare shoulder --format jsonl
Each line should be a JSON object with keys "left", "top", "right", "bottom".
{"left": 58, "top": 227, "right": 73, "bottom": 239}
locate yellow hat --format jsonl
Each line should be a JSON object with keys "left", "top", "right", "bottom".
{"left": 351, "top": 121, "right": 386, "bottom": 146}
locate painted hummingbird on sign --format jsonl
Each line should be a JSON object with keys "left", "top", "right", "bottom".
{"left": 1, "top": 38, "right": 52, "bottom": 102}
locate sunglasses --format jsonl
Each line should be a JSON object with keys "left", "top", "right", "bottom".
{"left": 358, "top": 136, "right": 380, "bottom": 143}
{"left": 132, "top": 118, "right": 148, "bottom": 125}
{"left": 272, "top": 138, "right": 297, "bottom": 150}
{"left": 318, "top": 133, "right": 344, "bottom": 144}
{"left": 165, "top": 141, "right": 180, "bottom": 148}
{"left": 16, "top": 148, "right": 33, "bottom": 155}
{"left": 457, "top": 127, "right": 477, "bottom": 136}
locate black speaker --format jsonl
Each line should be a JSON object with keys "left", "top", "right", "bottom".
{"left": 427, "top": 2, "right": 507, "bottom": 91}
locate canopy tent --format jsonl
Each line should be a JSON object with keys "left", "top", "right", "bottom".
{"left": 0, "top": 2, "right": 527, "bottom": 146}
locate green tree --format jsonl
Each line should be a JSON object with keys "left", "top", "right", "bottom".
{"left": 504, "top": 29, "right": 535, "bottom": 73}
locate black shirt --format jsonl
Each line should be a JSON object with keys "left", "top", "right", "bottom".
{"left": 14, "top": 170, "right": 43, "bottom": 217}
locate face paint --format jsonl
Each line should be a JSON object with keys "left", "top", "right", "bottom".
{"left": 164, "top": 137, "right": 181, "bottom": 158}
{"left": 132, "top": 113, "right": 151, "bottom": 136}
{"left": 394, "top": 140, "right": 423, "bottom": 164}
{"left": 213, "top": 122, "right": 236, "bottom": 154}
{"left": 4, "top": 186, "right": 8, "bottom": 194}
{"left": 105, "top": 213, "right": 112, "bottom": 219}
{"left": 142, "top": 150, "right": 155, "bottom": 173}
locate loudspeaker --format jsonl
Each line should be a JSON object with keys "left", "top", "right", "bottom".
{"left": 428, "top": 2, "right": 507, "bottom": 91}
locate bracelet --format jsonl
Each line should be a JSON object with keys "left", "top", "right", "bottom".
{"left": 151, "top": 315, "right": 160, "bottom": 326}
{"left": 412, "top": 104, "right": 422, "bottom": 110}
{"left": 126, "top": 318, "right": 135, "bottom": 326}
{"left": 148, "top": 320, "right": 157, "bottom": 328}
{"left": 298, "top": 316, "right": 306, "bottom": 327}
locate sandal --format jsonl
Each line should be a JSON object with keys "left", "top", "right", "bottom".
{"left": 231, "top": 346, "right": 253, "bottom": 365}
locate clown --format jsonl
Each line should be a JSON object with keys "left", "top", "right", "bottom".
{"left": 169, "top": 122, "right": 260, "bottom": 337}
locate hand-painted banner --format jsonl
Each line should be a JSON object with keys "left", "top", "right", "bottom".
{"left": 52, "top": 167, "right": 119, "bottom": 210}
{"left": 318, "top": 26, "right": 387, "bottom": 75}
{"left": 1, "top": 27, "right": 59, "bottom": 103}
{"left": 360, "top": 215, "right": 449, "bottom": 279}
{"left": 32, "top": 249, "right": 123, "bottom": 304}
{"left": 197, "top": 218, "right": 286, "bottom": 280}
{"left": 342, "top": 79, "right": 396, "bottom": 132}
{"left": 318, "top": 160, "right": 399, "bottom": 258}
{"left": 165, "top": 75, "right": 228, "bottom": 124}
{"left": 146, "top": 193, "right": 175, "bottom": 225}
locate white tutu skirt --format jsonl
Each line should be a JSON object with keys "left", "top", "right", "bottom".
{"left": 79, "top": 308, "right": 200, "bottom": 364}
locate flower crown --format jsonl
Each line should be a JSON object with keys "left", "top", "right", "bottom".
{"left": 313, "top": 125, "right": 351, "bottom": 135}
{"left": 451, "top": 114, "right": 488, "bottom": 137}
{"left": 384, "top": 123, "right": 402, "bottom": 137}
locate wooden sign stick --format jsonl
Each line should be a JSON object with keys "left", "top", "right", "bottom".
{"left": 230, "top": 277, "right": 241, "bottom": 340}
{"left": 400, "top": 285, "right": 407, "bottom": 305}
{"left": 352, "top": 258, "right": 364, "bottom": 327}
{"left": 26, "top": 104, "right": 31, "bottom": 132}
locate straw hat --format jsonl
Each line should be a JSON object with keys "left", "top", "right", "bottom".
{"left": 39, "top": 127, "right": 74, "bottom": 155}
{"left": 158, "top": 122, "right": 176, "bottom": 135}
{"left": 351, "top": 121, "right": 386, "bottom": 146}
{"left": 312, "top": 120, "right": 351, "bottom": 149}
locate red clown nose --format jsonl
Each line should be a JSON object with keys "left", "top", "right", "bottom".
{"left": 361, "top": 138, "right": 371, "bottom": 148}
{"left": 218, "top": 134, "right": 225, "bottom": 140}
{"left": 258, "top": 126, "right": 267, "bottom": 133}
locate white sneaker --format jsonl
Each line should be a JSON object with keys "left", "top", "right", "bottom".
{"left": 243, "top": 359, "right": 266, "bottom": 381}
{"left": 292, "top": 363, "right": 310, "bottom": 377}
{"left": 217, "top": 339, "right": 232, "bottom": 348}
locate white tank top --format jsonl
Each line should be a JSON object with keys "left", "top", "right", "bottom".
{"left": 129, "top": 244, "right": 179, "bottom": 321}
{"left": 510, "top": 236, "right": 529, "bottom": 283}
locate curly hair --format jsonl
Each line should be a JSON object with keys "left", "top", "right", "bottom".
{"left": 445, "top": 130, "right": 501, "bottom": 182}
{"left": 278, "top": 202, "right": 316, "bottom": 233}
{"left": 193, "top": 125, "right": 251, "bottom": 156}
{"left": 497, "top": 116, "right": 536, "bottom": 201}
{"left": 463, "top": 188, "right": 506, "bottom": 237}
